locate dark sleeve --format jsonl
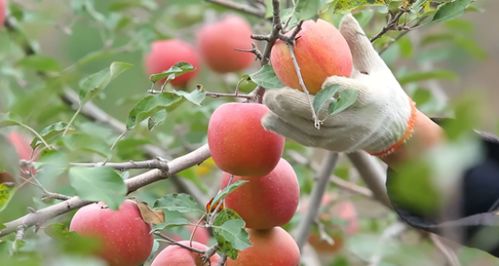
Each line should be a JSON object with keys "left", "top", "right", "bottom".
{"left": 386, "top": 132, "right": 499, "bottom": 258}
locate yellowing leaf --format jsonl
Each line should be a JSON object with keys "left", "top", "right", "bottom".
{"left": 137, "top": 201, "right": 165, "bottom": 225}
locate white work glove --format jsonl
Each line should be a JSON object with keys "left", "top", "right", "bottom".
{"left": 262, "top": 15, "right": 417, "bottom": 156}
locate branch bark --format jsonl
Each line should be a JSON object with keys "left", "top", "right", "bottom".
{"left": 294, "top": 152, "right": 339, "bottom": 250}
{"left": 0, "top": 145, "right": 210, "bottom": 237}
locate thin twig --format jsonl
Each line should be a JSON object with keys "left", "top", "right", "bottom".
{"left": 70, "top": 158, "right": 169, "bottom": 171}
{"left": 260, "top": 0, "right": 282, "bottom": 65}
{"left": 216, "top": 254, "right": 227, "bottom": 266}
{"left": 205, "top": 0, "right": 265, "bottom": 18}
{"left": 205, "top": 91, "right": 254, "bottom": 100}
{"left": 430, "top": 233, "right": 461, "bottom": 266}
{"left": 156, "top": 232, "right": 206, "bottom": 254}
{"left": 287, "top": 43, "right": 320, "bottom": 128}
{"left": 0, "top": 144, "right": 211, "bottom": 237}
{"left": 294, "top": 152, "right": 339, "bottom": 250}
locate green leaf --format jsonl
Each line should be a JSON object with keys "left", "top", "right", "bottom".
{"left": 154, "top": 193, "right": 204, "bottom": 215}
{"left": 398, "top": 70, "right": 457, "bottom": 85}
{"left": 333, "top": 0, "right": 388, "bottom": 12}
{"left": 294, "top": 0, "right": 320, "bottom": 21}
{"left": 126, "top": 93, "right": 184, "bottom": 129}
{"left": 61, "top": 133, "right": 111, "bottom": 157}
{"left": 17, "top": 55, "right": 61, "bottom": 72}
{"left": 0, "top": 184, "right": 16, "bottom": 212}
{"left": 432, "top": 0, "right": 473, "bottom": 22}
{"left": 249, "top": 65, "right": 284, "bottom": 89}
{"left": 171, "top": 89, "right": 206, "bottom": 106}
{"left": 313, "top": 84, "right": 340, "bottom": 115}
{"left": 212, "top": 209, "right": 251, "bottom": 259}
{"left": 0, "top": 113, "right": 20, "bottom": 128}
{"left": 329, "top": 90, "right": 358, "bottom": 115}
{"left": 30, "top": 122, "right": 68, "bottom": 149}
{"left": 149, "top": 62, "right": 194, "bottom": 83}
{"left": 212, "top": 180, "right": 248, "bottom": 207}
{"left": 69, "top": 167, "right": 126, "bottom": 209}
{"left": 79, "top": 61, "right": 133, "bottom": 102}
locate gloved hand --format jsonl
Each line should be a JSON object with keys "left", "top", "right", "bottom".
{"left": 262, "top": 14, "right": 417, "bottom": 157}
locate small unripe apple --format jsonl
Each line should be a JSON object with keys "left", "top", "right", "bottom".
{"left": 144, "top": 39, "right": 200, "bottom": 88}
{"left": 221, "top": 158, "right": 299, "bottom": 230}
{"left": 270, "top": 19, "right": 353, "bottom": 94}
{"left": 227, "top": 227, "right": 300, "bottom": 266}
{"left": 0, "top": 0, "right": 6, "bottom": 27}
{"left": 208, "top": 103, "right": 284, "bottom": 177}
{"left": 151, "top": 240, "right": 220, "bottom": 266}
{"left": 69, "top": 200, "right": 154, "bottom": 266}
{"left": 197, "top": 15, "right": 254, "bottom": 73}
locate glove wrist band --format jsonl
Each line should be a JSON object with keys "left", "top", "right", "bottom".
{"left": 368, "top": 99, "right": 417, "bottom": 158}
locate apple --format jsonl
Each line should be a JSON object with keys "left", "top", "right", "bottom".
{"left": 227, "top": 227, "right": 300, "bottom": 266}
{"left": 144, "top": 39, "right": 200, "bottom": 88}
{"left": 270, "top": 19, "right": 353, "bottom": 94}
{"left": 0, "top": 0, "right": 6, "bottom": 27}
{"left": 208, "top": 103, "right": 284, "bottom": 177}
{"left": 151, "top": 240, "right": 220, "bottom": 266}
{"left": 7, "top": 132, "right": 34, "bottom": 161}
{"left": 69, "top": 200, "right": 154, "bottom": 266}
{"left": 221, "top": 158, "right": 299, "bottom": 230}
{"left": 197, "top": 15, "right": 254, "bottom": 73}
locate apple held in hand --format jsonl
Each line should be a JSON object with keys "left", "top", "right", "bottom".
{"left": 208, "top": 103, "right": 284, "bottom": 177}
{"left": 151, "top": 240, "right": 220, "bottom": 266}
{"left": 227, "top": 227, "right": 300, "bottom": 266}
{"left": 221, "top": 158, "right": 299, "bottom": 230}
{"left": 197, "top": 15, "right": 255, "bottom": 73}
{"left": 145, "top": 39, "right": 200, "bottom": 88}
{"left": 69, "top": 200, "right": 154, "bottom": 266}
{"left": 270, "top": 19, "right": 353, "bottom": 94}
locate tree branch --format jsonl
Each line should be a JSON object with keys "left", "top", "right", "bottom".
{"left": 294, "top": 152, "right": 339, "bottom": 250}
{"left": 70, "top": 158, "right": 170, "bottom": 172}
{"left": 205, "top": 0, "right": 265, "bottom": 18}
{"left": 346, "top": 152, "right": 391, "bottom": 208}
{"left": 0, "top": 145, "right": 211, "bottom": 237}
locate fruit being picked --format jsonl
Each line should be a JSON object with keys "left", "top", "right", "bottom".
{"left": 270, "top": 19, "right": 353, "bottom": 94}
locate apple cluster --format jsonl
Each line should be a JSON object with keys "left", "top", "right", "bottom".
{"left": 208, "top": 102, "right": 301, "bottom": 265}
{"left": 144, "top": 15, "right": 255, "bottom": 88}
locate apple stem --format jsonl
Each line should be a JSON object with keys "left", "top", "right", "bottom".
{"left": 286, "top": 42, "right": 322, "bottom": 129}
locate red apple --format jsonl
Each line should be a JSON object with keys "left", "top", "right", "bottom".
{"left": 197, "top": 15, "right": 254, "bottom": 73}
{"left": 69, "top": 200, "right": 154, "bottom": 266}
{"left": 221, "top": 158, "right": 299, "bottom": 230}
{"left": 151, "top": 240, "right": 220, "bottom": 266}
{"left": 144, "top": 39, "right": 200, "bottom": 88}
{"left": 270, "top": 19, "right": 353, "bottom": 94}
{"left": 227, "top": 227, "right": 300, "bottom": 266}
{"left": 208, "top": 103, "right": 285, "bottom": 177}
{"left": 7, "top": 132, "right": 34, "bottom": 161}
{"left": 0, "top": 0, "right": 6, "bottom": 27}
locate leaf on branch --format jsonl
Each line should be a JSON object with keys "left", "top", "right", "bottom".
{"left": 69, "top": 167, "right": 126, "bottom": 210}
{"left": 136, "top": 201, "right": 165, "bottom": 225}
{"left": 126, "top": 93, "right": 183, "bottom": 130}
{"left": 432, "top": 0, "right": 473, "bottom": 23}
{"left": 154, "top": 193, "right": 205, "bottom": 215}
{"left": 79, "top": 61, "right": 133, "bottom": 102}
{"left": 328, "top": 89, "right": 358, "bottom": 116}
{"left": 17, "top": 55, "right": 61, "bottom": 72}
{"left": 398, "top": 70, "right": 457, "bottom": 85}
{"left": 332, "top": 0, "right": 388, "bottom": 13}
{"left": 293, "top": 0, "right": 321, "bottom": 21}
{"left": 149, "top": 62, "right": 194, "bottom": 83}
{"left": 212, "top": 209, "right": 251, "bottom": 259}
{"left": 249, "top": 65, "right": 284, "bottom": 89}
{"left": 211, "top": 180, "right": 248, "bottom": 210}
{"left": 313, "top": 84, "right": 340, "bottom": 115}
{"left": 0, "top": 184, "right": 16, "bottom": 212}
{"left": 31, "top": 121, "right": 68, "bottom": 149}
{"left": 170, "top": 89, "right": 206, "bottom": 106}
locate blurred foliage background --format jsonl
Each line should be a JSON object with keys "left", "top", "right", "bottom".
{"left": 0, "top": 0, "right": 498, "bottom": 265}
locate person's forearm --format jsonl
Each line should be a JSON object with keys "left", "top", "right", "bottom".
{"left": 381, "top": 110, "right": 444, "bottom": 168}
